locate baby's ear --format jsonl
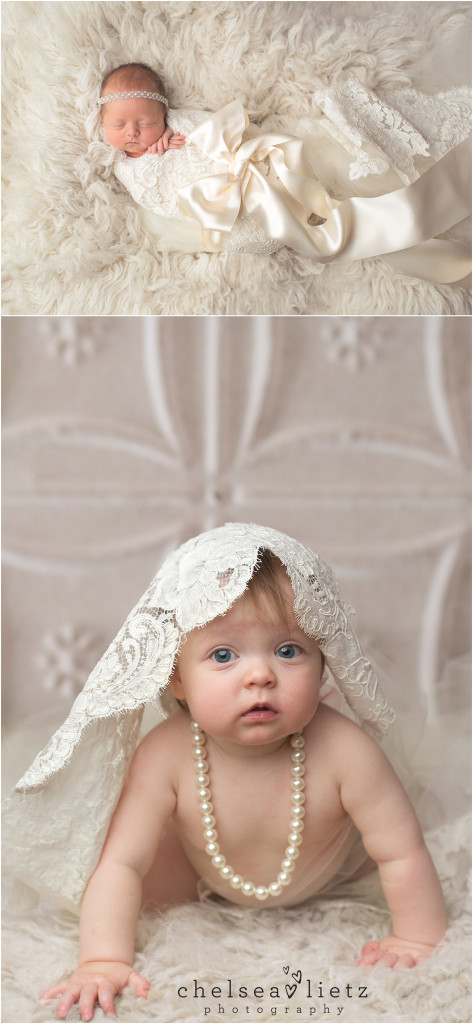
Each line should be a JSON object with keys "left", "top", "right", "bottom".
{"left": 169, "top": 666, "right": 186, "bottom": 700}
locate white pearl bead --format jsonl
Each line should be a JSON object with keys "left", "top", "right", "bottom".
{"left": 277, "top": 871, "right": 291, "bottom": 886}
{"left": 205, "top": 841, "right": 220, "bottom": 856}
{"left": 193, "top": 720, "right": 306, "bottom": 901}
{"left": 255, "top": 886, "right": 269, "bottom": 900}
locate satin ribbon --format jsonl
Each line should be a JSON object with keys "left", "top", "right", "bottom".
{"left": 178, "top": 100, "right": 471, "bottom": 283}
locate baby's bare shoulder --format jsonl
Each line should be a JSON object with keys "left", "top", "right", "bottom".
{"left": 133, "top": 710, "right": 189, "bottom": 771}
{"left": 307, "top": 704, "right": 385, "bottom": 769}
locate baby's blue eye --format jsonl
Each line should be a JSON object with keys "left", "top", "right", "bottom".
{"left": 211, "top": 648, "right": 236, "bottom": 664}
{"left": 276, "top": 644, "right": 301, "bottom": 659}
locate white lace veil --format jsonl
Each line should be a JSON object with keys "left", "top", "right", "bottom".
{"left": 5, "top": 523, "right": 395, "bottom": 908}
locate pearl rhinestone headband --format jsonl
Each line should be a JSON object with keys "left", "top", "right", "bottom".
{"left": 98, "top": 91, "right": 168, "bottom": 106}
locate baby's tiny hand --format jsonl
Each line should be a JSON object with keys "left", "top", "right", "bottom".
{"left": 167, "top": 131, "right": 186, "bottom": 149}
{"left": 146, "top": 132, "right": 185, "bottom": 155}
{"left": 41, "top": 961, "right": 150, "bottom": 1021}
{"left": 358, "top": 935, "right": 436, "bottom": 970}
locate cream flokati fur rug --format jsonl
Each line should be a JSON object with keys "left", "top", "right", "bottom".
{"left": 2, "top": 815, "right": 471, "bottom": 1024}
{"left": 2, "top": 0, "right": 471, "bottom": 315}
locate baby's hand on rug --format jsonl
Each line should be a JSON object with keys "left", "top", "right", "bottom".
{"left": 40, "top": 961, "right": 150, "bottom": 1020}
{"left": 358, "top": 936, "right": 436, "bottom": 969}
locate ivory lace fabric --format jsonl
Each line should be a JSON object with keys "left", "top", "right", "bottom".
{"left": 112, "top": 82, "right": 472, "bottom": 280}
{"left": 114, "top": 108, "right": 282, "bottom": 255}
{"left": 4, "top": 523, "right": 394, "bottom": 908}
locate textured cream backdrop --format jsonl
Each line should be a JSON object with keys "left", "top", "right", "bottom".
{"left": 2, "top": 317, "right": 470, "bottom": 746}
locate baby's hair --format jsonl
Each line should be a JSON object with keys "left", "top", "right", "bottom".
{"left": 100, "top": 62, "right": 165, "bottom": 99}
{"left": 246, "top": 549, "right": 292, "bottom": 626}
{"left": 247, "top": 549, "right": 325, "bottom": 669}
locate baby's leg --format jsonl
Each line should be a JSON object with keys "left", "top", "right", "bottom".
{"left": 142, "top": 820, "right": 200, "bottom": 909}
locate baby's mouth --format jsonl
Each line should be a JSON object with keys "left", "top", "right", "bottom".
{"left": 242, "top": 704, "right": 277, "bottom": 721}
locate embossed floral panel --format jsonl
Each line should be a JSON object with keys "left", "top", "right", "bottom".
{"left": 2, "top": 316, "right": 470, "bottom": 751}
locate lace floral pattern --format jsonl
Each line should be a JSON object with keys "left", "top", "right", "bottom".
{"left": 17, "top": 523, "right": 394, "bottom": 793}
{"left": 222, "top": 215, "right": 281, "bottom": 254}
{"left": 114, "top": 109, "right": 220, "bottom": 222}
{"left": 314, "top": 79, "right": 472, "bottom": 184}
{"left": 114, "top": 109, "right": 283, "bottom": 253}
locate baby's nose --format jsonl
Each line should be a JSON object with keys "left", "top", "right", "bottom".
{"left": 243, "top": 657, "right": 276, "bottom": 687}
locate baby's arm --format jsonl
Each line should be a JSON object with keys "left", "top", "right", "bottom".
{"left": 41, "top": 726, "right": 178, "bottom": 1020}
{"left": 147, "top": 125, "right": 186, "bottom": 155}
{"left": 338, "top": 722, "right": 446, "bottom": 969}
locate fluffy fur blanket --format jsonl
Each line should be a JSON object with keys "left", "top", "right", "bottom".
{"left": 2, "top": 0, "right": 471, "bottom": 315}
{"left": 2, "top": 814, "right": 471, "bottom": 1023}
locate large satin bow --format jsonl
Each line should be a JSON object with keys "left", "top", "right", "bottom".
{"left": 178, "top": 100, "right": 471, "bottom": 283}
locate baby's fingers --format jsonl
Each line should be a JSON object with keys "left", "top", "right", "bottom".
{"left": 79, "top": 983, "right": 101, "bottom": 1021}
{"left": 393, "top": 954, "right": 417, "bottom": 970}
{"left": 56, "top": 985, "right": 82, "bottom": 1019}
{"left": 127, "top": 970, "right": 150, "bottom": 999}
{"left": 357, "top": 948, "right": 385, "bottom": 966}
{"left": 360, "top": 941, "right": 380, "bottom": 956}
{"left": 41, "top": 982, "right": 69, "bottom": 1001}
{"left": 97, "top": 980, "right": 117, "bottom": 1016}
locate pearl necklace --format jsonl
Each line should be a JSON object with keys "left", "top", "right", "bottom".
{"left": 191, "top": 719, "right": 306, "bottom": 901}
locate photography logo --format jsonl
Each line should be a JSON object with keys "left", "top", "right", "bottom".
{"left": 177, "top": 964, "right": 368, "bottom": 1018}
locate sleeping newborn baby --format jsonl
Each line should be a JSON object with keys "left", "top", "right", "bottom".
{"left": 98, "top": 61, "right": 471, "bottom": 276}
{"left": 100, "top": 61, "right": 285, "bottom": 254}
{"left": 100, "top": 63, "right": 186, "bottom": 158}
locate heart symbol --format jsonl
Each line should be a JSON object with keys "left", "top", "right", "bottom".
{"left": 285, "top": 984, "right": 297, "bottom": 999}
{"left": 283, "top": 966, "right": 290, "bottom": 975}
{"left": 292, "top": 970, "right": 302, "bottom": 984}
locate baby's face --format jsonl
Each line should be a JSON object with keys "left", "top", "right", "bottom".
{"left": 102, "top": 96, "right": 166, "bottom": 157}
{"left": 170, "top": 572, "right": 323, "bottom": 752}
